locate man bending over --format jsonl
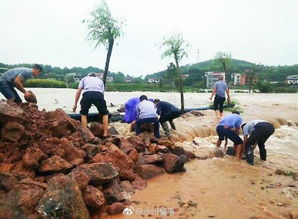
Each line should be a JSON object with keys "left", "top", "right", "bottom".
{"left": 242, "top": 120, "right": 275, "bottom": 165}
{"left": 73, "top": 73, "right": 109, "bottom": 137}
{"left": 136, "top": 95, "right": 160, "bottom": 138}
{"left": 216, "top": 112, "right": 243, "bottom": 160}
{"left": 0, "top": 64, "right": 42, "bottom": 104}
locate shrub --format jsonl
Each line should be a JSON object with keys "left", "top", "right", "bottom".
{"left": 255, "top": 81, "right": 273, "bottom": 93}
{"left": 26, "top": 79, "right": 66, "bottom": 88}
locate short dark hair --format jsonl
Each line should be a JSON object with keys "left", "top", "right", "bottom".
{"left": 153, "top": 99, "right": 160, "bottom": 103}
{"left": 241, "top": 123, "right": 246, "bottom": 130}
{"left": 139, "top": 95, "right": 148, "bottom": 101}
{"left": 32, "top": 64, "right": 43, "bottom": 72}
{"left": 232, "top": 111, "right": 240, "bottom": 115}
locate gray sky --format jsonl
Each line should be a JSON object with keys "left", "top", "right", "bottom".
{"left": 0, "top": 0, "right": 297, "bottom": 76}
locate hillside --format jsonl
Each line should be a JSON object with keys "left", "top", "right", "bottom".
{"left": 145, "top": 59, "right": 298, "bottom": 87}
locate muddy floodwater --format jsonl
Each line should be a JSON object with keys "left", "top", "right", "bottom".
{"left": 2, "top": 89, "right": 298, "bottom": 218}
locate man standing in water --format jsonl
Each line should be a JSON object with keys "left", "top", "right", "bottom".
{"left": 216, "top": 112, "right": 243, "bottom": 160}
{"left": 241, "top": 120, "right": 275, "bottom": 165}
{"left": 210, "top": 75, "right": 231, "bottom": 119}
{"left": 73, "top": 73, "right": 109, "bottom": 137}
{"left": 0, "top": 64, "right": 42, "bottom": 104}
{"left": 154, "top": 99, "right": 181, "bottom": 136}
{"left": 136, "top": 95, "right": 160, "bottom": 138}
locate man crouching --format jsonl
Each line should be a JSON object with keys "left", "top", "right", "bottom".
{"left": 216, "top": 112, "right": 244, "bottom": 160}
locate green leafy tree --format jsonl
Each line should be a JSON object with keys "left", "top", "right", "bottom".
{"left": 163, "top": 63, "right": 178, "bottom": 89}
{"left": 160, "top": 33, "right": 190, "bottom": 111}
{"left": 83, "top": 1, "right": 124, "bottom": 85}
{"left": 214, "top": 51, "right": 232, "bottom": 82}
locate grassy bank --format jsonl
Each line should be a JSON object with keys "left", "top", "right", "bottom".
{"left": 26, "top": 79, "right": 66, "bottom": 88}
{"left": 26, "top": 80, "right": 297, "bottom": 93}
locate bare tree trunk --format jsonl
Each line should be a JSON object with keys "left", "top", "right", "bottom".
{"left": 103, "top": 38, "right": 114, "bottom": 85}
{"left": 174, "top": 55, "right": 185, "bottom": 112}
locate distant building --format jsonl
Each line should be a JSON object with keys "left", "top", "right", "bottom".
{"left": 205, "top": 72, "right": 225, "bottom": 88}
{"left": 89, "top": 72, "right": 114, "bottom": 83}
{"left": 287, "top": 75, "right": 298, "bottom": 86}
{"left": 65, "top": 73, "right": 82, "bottom": 84}
{"left": 124, "top": 76, "right": 134, "bottom": 83}
{"left": 232, "top": 73, "right": 257, "bottom": 86}
{"left": 147, "top": 78, "right": 160, "bottom": 84}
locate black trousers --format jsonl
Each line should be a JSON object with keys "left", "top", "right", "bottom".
{"left": 246, "top": 122, "right": 275, "bottom": 165}
{"left": 214, "top": 95, "right": 225, "bottom": 113}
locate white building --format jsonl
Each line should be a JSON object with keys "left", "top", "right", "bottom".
{"left": 287, "top": 75, "right": 298, "bottom": 86}
{"left": 147, "top": 78, "right": 160, "bottom": 84}
{"left": 89, "top": 72, "right": 114, "bottom": 83}
{"left": 205, "top": 72, "right": 225, "bottom": 88}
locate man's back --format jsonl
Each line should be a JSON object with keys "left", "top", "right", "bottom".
{"left": 0, "top": 68, "right": 32, "bottom": 83}
{"left": 214, "top": 81, "right": 228, "bottom": 97}
{"left": 137, "top": 100, "right": 157, "bottom": 119}
{"left": 219, "top": 114, "right": 242, "bottom": 128}
{"left": 79, "top": 76, "right": 104, "bottom": 93}
{"left": 158, "top": 101, "right": 180, "bottom": 115}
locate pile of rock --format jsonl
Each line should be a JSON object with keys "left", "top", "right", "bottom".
{"left": 0, "top": 101, "right": 195, "bottom": 218}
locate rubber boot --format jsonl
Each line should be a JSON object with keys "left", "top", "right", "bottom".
{"left": 161, "top": 122, "right": 170, "bottom": 136}
{"left": 246, "top": 144, "right": 254, "bottom": 165}
{"left": 259, "top": 147, "right": 267, "bottom": 161}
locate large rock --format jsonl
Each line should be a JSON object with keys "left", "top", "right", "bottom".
{"left": 90, "top": 122, "right": 104, "bottom": 138}
{"left": 127, "top": 136, "right": 147, "bottom": 152}
{"left": 71, "top": 163, "right": 118, "bottom": 189}
{"left": 60, "top": 138, "right": 86, "bottom": 162}
{"left": 103, "top": 180, "right": 125, "bottom": 204}
{"left": 0, "top": 101, "right": 24, "bottom": 123}
{"left": 91, "top": 144, "right": 134, "bottom": 180}
{"left": 1, "top": 121, "right": 25, "bottom": 142}
{"left": 39, "top": 137, "right": 66, "bottom": 157}
{"left": 82, "top": 144, "right": 101, "bottom": 160}
{"left": 39, "top": 155, "right": 73, "bottom": 172}
{"left": 83, "top": 185, "right": 105, "bottom": 209}
{"left": 106, "top": 202, "right": 126, "bottom": 215}
{"left": 11, "top": 162, "right": 35, "bottom": 178}
{"left": 119, "top": 180, "right": 135, "bottom": 194}
{"left": 118, "top": 138, "right": 135, "bottom": 154}
{"left": 22, "top": 147, "right": 48, "bottom": 168}
{"left": 47, "top": 109, "right": 93, "bottom": 142}
{"left": 137, "top": 154, "right": 163, "bottom": 165}
{"left": 36, "top": 174, "right": 89, "bottom": 219}
{"left": 0, "top": 173, "right": 19, "bottom": 192}
{"left": 158, "top": 139, "right": 174, "bottom": 148}
{"left": 163, "top": 153, "right": 187, "bottom": 173}
{"left": 135, "top": 164, "right": 164, "bottom": 179}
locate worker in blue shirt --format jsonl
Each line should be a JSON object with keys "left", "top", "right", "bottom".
{"left": 216, "top": 112, "right": 243, "bottom": 160}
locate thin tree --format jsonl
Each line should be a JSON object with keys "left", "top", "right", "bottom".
{"left": 214, "top": 51, "right": 232, "bottom": 83}
{"left": 83, "top": 1, "right": 123, "bottom": 85}
{"left": 160, "top": 33, "right": 189, "bottom": 111}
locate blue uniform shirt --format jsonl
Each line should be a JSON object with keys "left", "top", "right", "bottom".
{"left": 219, "top": 114, "right": 243, "bottom": 129}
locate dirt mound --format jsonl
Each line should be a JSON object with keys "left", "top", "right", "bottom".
{"left": 0, "top": 101, "right": 195, "bottom": 218}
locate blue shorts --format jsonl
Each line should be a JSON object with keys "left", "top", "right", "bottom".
{"left": 0, "top": 81, "right": 22, "bottom": 103}
{"left": 216, "top": 125, "right": 243, "bottom": 144}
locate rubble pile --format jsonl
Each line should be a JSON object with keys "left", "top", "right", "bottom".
{"left": 0, "top": 101, "right": 195, "bottom": 218}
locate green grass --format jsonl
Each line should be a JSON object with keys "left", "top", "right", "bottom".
{"left": 26, "top": 79, "right": 66, "bottom": 88}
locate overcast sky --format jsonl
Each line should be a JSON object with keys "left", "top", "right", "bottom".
{"left": 0, "top": 0, "right": 297, "bottom": 76}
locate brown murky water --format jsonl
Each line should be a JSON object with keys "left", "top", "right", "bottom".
{"left": 99, "top": 93, "right": 298, "bottom": 219}
{"left": 8, "top": 89, "right": 297, "bottom": 219}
